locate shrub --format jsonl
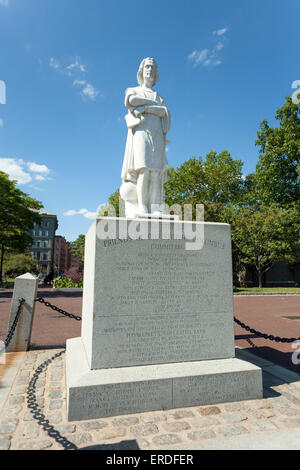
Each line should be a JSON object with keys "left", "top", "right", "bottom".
{"left": 54, "top": 276, "right": 83, "bottom": 289}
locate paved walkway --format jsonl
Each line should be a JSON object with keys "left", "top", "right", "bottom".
{"left": 0, "top": 347, "right": 300, "bottom": 450}
{"left": 1, "top": 292, "right": 300, "bottom": 450}
{"left": 1, "top": 291, "right": 300, "bottom": 372}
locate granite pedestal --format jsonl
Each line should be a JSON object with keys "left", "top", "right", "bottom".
{"left": 66, "top": 218, "right": 262, "bottom": 421}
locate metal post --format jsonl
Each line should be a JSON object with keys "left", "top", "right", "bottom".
{"left": 6, "top": 273, "right": 38, "bottom": 352}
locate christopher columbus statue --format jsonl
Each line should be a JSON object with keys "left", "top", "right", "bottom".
{"left": 120, "top": 58, "right": 171, "bottom": 218}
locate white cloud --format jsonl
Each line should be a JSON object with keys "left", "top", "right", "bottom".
{"left": 188, "top": 49, "right": 209, "bottom": 65}
{"left": 188, "top": 48, "right": 221, "bottom": 67}
{"left": 27, "top": 162, "right": 50, "bottom": 174}
{"left": 0, "top": 158, "right": 32, "bottom": 184}
{"left": 0, "top": 0, "right": 9, "bottom": 6}
{"left": 213, "top": 28, "right": 228, "bottom": 36}
{"left": 34, "top": 175, "right": 46, "bottom": 181}
{"left": 73, "top": 80, "right": 86, "bottom": 86}
{"left": 0, "top": 158, "right": 51, "bottom": 185}
{"left": 64, "top": 206, "right": 102, "bottom": 220}
{"left": 82, "top": 83, "right": 99, "bottom": 101}
{"left": 49, "top": 56, "right": 99, "bottom": 102}
{"left": 49, "top": 57, "right": 60, "bottom": 70}
{"left": 188, "top": 28, "right": 228, "bottom": 68}
{"left": 0, "top": 119, "right": 3, "bottom": 127}
{"left": 66, "top": 58, "right": 87, "bottom": 74}
{"left": 73, "top": 80, "right": 99, "bottom": 101}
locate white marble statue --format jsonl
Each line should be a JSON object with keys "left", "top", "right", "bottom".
{"left": 120, "top": 58, "right": 171, "bottom": 218}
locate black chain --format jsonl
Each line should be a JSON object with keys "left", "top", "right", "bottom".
{"left": 35, "top": 297, "right": 81, "bottom": 321}
{"left": 27, "top": 350, "right": 78, "bottom": 450}
{"left": 234, "top": 317, "right": 300, "bottom": 343}
{"left": 0, "top": 298, "right": 25, "bottom": 354}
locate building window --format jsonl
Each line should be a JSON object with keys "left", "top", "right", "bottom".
{"left": 43, "top": 253, "right": 48, "bottom": 261}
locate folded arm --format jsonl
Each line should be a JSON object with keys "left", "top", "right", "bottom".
{"left": 134, "top": 105, "right": 166, "bottom": 118}
{"left": 128, "top": 95, "right": 157, "bottom": 107}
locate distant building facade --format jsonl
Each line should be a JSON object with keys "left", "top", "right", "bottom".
{"left": 54, "top": 236, "right": 69, "bottom": 275}
{"left": 69, "top": 252, "right": 84, "bottom": 272}
{"left": 245, "top": 262, "right": 300, "bottom": 287}
{"left": 29, "top": 210, "right": 58, "bottom": 275}
{"left": 53, "top": 237, "right": 84, "bottom": 276}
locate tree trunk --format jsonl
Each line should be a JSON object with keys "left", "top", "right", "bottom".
{"left": 258, "top": 269, "right": 263, "bottom": 288}
{"left": 0, "top": 244, "right": 4, "bottom": 286}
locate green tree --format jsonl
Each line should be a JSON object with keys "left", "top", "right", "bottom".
{"left": 226, "top": 204, "right": 300, "bottom": 287}
{"left": 70, "top": 234, "right": 85, "bottom": 262}
{"left": 3, "top": 252, "right": 37, "bottom": 276}
{"left": 108, "top": 189, "right": 121, "bottom": 217}
{"left": 0, "top": 171, "right": 42, "bottom": 282}
{"left": 164, "top": 150, "right": 245, "bottom": 221}
{"left": 253, "top": 96, "right": 300, "bottom": 206}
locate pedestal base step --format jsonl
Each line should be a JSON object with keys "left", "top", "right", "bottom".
{"left": 66, "top": 337, "right": 262, "bottom": 422}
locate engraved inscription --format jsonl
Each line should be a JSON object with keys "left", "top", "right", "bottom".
{"left": 99, "top": 242, "right": 231, "bottom": 315}
{"left": 71, "top": 379, "right": 171, "bottom": 417}
{"left": 174, "top": 371, "right": 259, "bottom": 407}
{"left": 93, "top": 314, "right": 235, "bottom": 367}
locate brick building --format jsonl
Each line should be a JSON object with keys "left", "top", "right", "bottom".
{"left": 53, "top": 236, "right": 69, "bottom": 275}
{"left": 53, "top": 236, "right": 83, "bottom": 276}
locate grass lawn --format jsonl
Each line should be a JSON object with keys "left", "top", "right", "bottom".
{"left": 234, "top": 287, "right": 300, "bottom": 293}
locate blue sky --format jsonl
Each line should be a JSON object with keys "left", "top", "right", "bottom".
{"left": 0, "top": 0, "right": 299, "bottom": 241}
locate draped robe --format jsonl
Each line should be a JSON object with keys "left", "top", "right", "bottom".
{"left": 121, "top": 86, "right": 170, "bottom": 184}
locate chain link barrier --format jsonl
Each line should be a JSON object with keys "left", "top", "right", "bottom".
{"left": 234, "top": 317, "right": 300, "bottom": 344}
{"left": 35, "top": 297, "right": 81, "bottom": 321}
{"left": 27, "top": 350, "right": 78, "bottom": 450}
{"left": 0, "top": 298, "right": 25, "bottom": 355}
{"left": 36, "top": 296, "right": 300, "bottom": 342}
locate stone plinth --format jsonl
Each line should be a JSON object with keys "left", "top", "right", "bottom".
{"left": 66, "top": 337, "right": 262, "bottom": 421}
{"left": 66, "top": 218, "right": 262, "bottom": 421}
{"left": 81, "top": 218, "right": 235, "bottom": 370}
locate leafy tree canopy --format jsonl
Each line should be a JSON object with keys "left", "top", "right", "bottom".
{"left": 0, "top": 171, "right": 43, "bottom": 277}
{"left": 3, "top": 252, "right": 37, "bottom": 276}
{"left": 164, "top": 150, "right": 244, "bottom": 221}
{"left": 252, "top": 96, "right": 300, "bottom": 206}
{"left": 223, "top": 203, "right": 300, "bottom": 287}
{"left": 70, "top": 234, "right": 85, "bottom": 262}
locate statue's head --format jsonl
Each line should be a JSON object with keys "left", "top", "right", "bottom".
{"left": 137, "top": 58, "right": 159, "bottom": 87}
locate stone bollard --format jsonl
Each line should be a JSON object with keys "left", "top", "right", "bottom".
{"left": 6, "top": 273, "right": 38, "bottom": 353}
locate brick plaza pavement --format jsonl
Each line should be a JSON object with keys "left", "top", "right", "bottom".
{"left": 1, "top": 289, "right": 299, "bottom": 372}
{"left": 0, "top": 289, "right": 300, "bottom": 450}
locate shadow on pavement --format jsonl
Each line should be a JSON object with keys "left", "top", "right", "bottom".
{"left": 236, "top": 339, "right": 300, "bottom": 376}
{"left": 80, "top": 440, "right": 140, "bottom": 450}
{"left": 30, "top": 344, "right": 67, "bottom": 351}
{"left": 0, "top": 289, "right": 83, "bottom": 300}
{"left": 37, "top": 290, "right": 83, "bottom": 299}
